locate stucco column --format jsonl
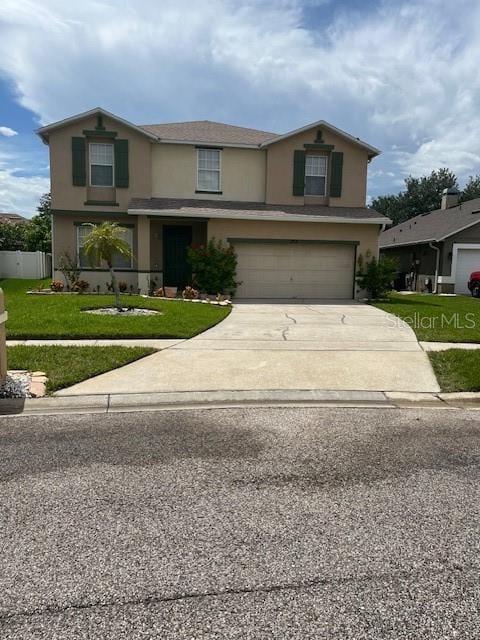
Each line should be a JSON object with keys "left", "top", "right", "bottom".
{"left": 136, "top": 215, "right": 150, "bottom": 294}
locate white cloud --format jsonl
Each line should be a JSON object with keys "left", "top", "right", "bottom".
{"left": 0, "top": 126, "right": 18, "bottom": 137}
{"left": 0, "top": 0, "right": 479, "bottom": 201}
{"left": 0, "top": 151, "right": 49, "bottom": 215}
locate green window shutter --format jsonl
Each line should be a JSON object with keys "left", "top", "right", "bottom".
{"left": 115, "top": 139, "right": 129, "bottom": 188}
{"left": 330, "top": 151, "right": 343, "bottom": 197}
{"left": 292, "top": 150, "right": 306, "bottom": 196}
{"left": 71, "top": 137, "right": 86, "bottom": 186}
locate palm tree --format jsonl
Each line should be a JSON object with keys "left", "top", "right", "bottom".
{"left": 82, "top": 222, "right": 133, "bottom": 310}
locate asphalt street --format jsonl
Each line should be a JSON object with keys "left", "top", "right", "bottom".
{"left": 0, "top": 406, "right": 479, "bottom": 639}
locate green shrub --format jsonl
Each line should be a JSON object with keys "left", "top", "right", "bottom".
{"left": 187, "top": 239, "right": 238, "bottom": 296}
{"left": 356, "top": 252, "right": 398, "bottom": 299}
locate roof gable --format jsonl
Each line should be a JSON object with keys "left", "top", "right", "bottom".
{"left": 36, "top": 107, "right": 158, "bottom": 144}
{"left": 260, "top": 119, "right": 381, "bottom": 157}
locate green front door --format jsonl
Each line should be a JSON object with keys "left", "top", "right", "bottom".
{"left": 163, "top": 225, "right": 193, "bottom": 288}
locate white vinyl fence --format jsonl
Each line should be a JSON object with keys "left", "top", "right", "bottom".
{"left": 0, "top": 251, "right": 52, "bottom": 279}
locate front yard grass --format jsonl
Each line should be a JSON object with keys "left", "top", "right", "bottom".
{"left": 373, "top": 292, "right": 480, "bottom": 342}
{"left": 428, "top": 350, "right": 480, "bottom": 392}
{"left": 1, "top": 279, "right": 230, "bottom": 339}
{"left": 7, "top": 345, "right": 155, "bottom": 393}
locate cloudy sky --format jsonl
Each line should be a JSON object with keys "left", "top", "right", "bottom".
{"left": 0, "top": 0, "right": 479, "bottom": 216}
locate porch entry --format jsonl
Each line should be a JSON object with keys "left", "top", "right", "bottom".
{"left": 163, "top": 225, "right": 192, "bottom": 288}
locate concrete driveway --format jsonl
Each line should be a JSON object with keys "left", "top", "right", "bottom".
{"left": 58, "top": 302, "right": 440, "bottom": 395}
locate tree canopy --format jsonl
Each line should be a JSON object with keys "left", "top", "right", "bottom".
{"left": 0, "top": 192, "right": 52, "bottom": 252}
{"left": 371, "top": 170, "right": 480, "bottom": 226}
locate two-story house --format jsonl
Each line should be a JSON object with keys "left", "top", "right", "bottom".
{"left": 37, "top": 107, "right": 388, "bottom": 299}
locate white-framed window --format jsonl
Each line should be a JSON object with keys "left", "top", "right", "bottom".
{"left": 197, "top": 148, "right": 221, "bottom": 192}
{"left": 89, "top": 143, "right": 114, "bottom": 187}
{"left": 77, "top": 223, "right": 133, "bottom": 269}
{"left": 305, "top": 155, "right": 327, "bottom": 196}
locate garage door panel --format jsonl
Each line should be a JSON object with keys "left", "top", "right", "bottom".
{"left": 236, "top": 269, "right": 291, "bottom": 285}
{"left": 234, "top": 241, "right": 355, "bottom": 299}
{"left": 454, "top": 248, "right": 480, "bottom": 294}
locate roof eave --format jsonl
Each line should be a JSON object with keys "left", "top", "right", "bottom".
{"left": 380, "top": 238, "right": 437, "bottom": 249}
{"left": 153, "top": 138, "right": 263, "bottom": 150}
{"left": 128, "top": 207, "right": 388, "bottom": 225}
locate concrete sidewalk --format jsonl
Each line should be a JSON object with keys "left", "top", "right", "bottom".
{"left": 55, "top": 302, "right": 440, "bottom": 396}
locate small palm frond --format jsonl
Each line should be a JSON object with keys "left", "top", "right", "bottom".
{"left": 83, "top": 222, "right": 133, "bottom": 267}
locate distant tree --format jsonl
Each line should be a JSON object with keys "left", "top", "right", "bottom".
{"left": 460, "top": 175, "right": 480, "bottom": 203}
{"left": 371, "top": 168, "right": 458, "bottom": 225}
{"left": 0, "top": 222, "right": 27, "bottom": 250}
{"left": 24, "top": 192, "right": 52, "bottom": 252}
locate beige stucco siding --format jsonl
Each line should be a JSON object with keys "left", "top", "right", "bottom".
{"left": 49, "top": 114, "right": 152, "bottom": 213}
{"left": 265, "top": 127, "right": 370, "bottom": 207}
{"left": 209, "top": 218, "right": 377, "bottom": 252}
{"left": 152, "top": 144, "right": 266, "bottom": 202}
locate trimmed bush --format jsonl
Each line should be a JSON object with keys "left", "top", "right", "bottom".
{"left": 187, "top": 239, "right": 238, "bottom": 296}
{"left": 356, "top": 252, "right": 398, "bottom": 299}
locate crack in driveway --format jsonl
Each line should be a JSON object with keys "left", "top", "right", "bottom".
{"left": 281, "top": 313, "right": 297, "bottom": 340}
{"left": 0, "top": 566, "right": 462, "bottom": 622}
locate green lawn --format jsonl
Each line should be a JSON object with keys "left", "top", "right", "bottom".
{"left": 1, "top": 279, "right": 230, "bottom": 339}
{"left": 7, "top": 345, "right": 155, "bottom": 393}
{"left": 373, "top": 292, "right": 480, "bottom": 342}
{"left": 428, "top": 349, "right": 480, "bottom": 392}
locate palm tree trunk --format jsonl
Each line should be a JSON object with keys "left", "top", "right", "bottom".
{"left": 108, "top": 264, "right": 122, "bottom": 310}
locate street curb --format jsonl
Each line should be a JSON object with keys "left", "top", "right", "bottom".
{"left": 1, "top": 388, "right": 479, "bottom": 416}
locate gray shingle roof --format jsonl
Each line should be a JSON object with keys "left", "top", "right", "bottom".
{"left": 129, "top": 197, "right": 387, "bottom": 222}
{"left": 140, "top": 121, "right": 277, "bottom": 146}
{"left": 380, "top": 197, "right": 480, "bottom": 247}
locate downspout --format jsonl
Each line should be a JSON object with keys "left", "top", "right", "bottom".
{"left": 428, "top": 242, "right": 440, "bottom": 294}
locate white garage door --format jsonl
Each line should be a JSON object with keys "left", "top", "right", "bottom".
{"left": 234, "top": 241, "right": 355, "bottom": 299}
{"left": 454, "top": 248, "right": 480, "bottom": 294}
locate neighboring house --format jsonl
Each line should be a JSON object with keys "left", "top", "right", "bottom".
{"left": 37, "top": 107, "right": 388, "bottom": 299}
{"left": 0, "top": 213, "right": 28, "bottom": 224}
{"left": 380, "top": 189, "right": 480, "bottom": 295}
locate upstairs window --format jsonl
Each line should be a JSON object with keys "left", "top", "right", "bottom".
{"left": 89, "top": 143, "right": 114, "bottom": 187}
{"left": 305, "top": 155, "right": 327, "bottom": 196}
{"left": 197, "top": 148, "right": 221, "bottom": 192}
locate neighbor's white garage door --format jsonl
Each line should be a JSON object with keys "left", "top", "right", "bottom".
{"left": 454, "top": 247, "right": 480, "bottom": 294}
{"left": 234, "top": 241, "right": 355, "bottom": 299}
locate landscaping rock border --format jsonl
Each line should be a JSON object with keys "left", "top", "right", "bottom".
{"left": 141, "top": 295, "right": 231, "bottom": 306}
{"left": 83, "top": 307, "right": 161, "bottom": 316}
{"left": 0, "top": 370, "right": 47, "bottom": 399}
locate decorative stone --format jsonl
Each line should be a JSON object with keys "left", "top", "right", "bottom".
{"left": 83, "top": 307, "right": 161, "bottom": 316}
{"left": 30, "top": 381, "right": 47, "bottom": 398}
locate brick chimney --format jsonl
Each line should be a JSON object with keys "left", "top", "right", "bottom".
{"left": 441, "top": 187, "right": 460, "bottom": 209}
